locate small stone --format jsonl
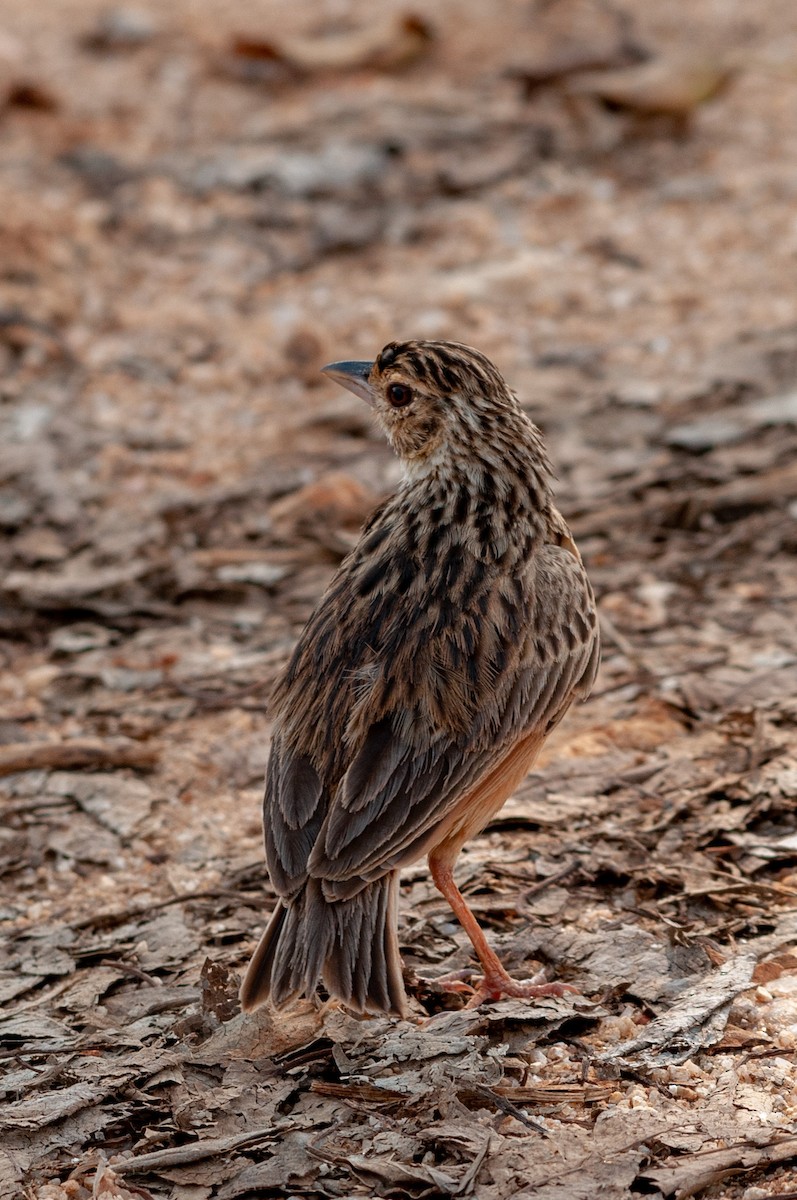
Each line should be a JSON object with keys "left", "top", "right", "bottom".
{"left": 50, "top": 623, "right": 114, "bottom": 654}
{"left": 659, "top": 174, "right": 726, "bottom": 202}
{"left": 83, "top": 7, "right": 156, "bottom": 51}
{"left": 0, "top": 488, "right": 34, "bottom": 529}
{"left": 611, "top": 380, "right": 663, "bottom": 407}
{"left": 14, "top": 528, "right": 69, "bottom": 564}
{"left": 748, "top": 389, "right": 797, "bottom": 425}
{"left": 216, "top": 562, "right": 287, "bottom": 587}
{"left": 60, "top": 146, "right": 133, "bottom": 195}
{"left": 666, "top": 417, "right": 744, "bottom": 451}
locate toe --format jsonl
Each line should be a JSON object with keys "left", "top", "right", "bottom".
{"left": 474, "top": 972, "right": 579, "bottom": 1004}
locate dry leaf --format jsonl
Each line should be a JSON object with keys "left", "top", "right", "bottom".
{"left": 603, "top": 954, "right": 757, "bottom": 1065}
{"left": 510, "top": 43, "right": 648, "bottom": 96}
{"left": 569, "top": 52, "right": 735, "bottom": 124}
{"left": 642, "top": 1136, "right": 797, "bottom": 1198}
{"left": 231, "top": 13, "right": 434, "bottom": 75}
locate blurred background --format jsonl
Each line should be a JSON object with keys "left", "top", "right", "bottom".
{"left": 2, "top": 1, "right": 797, "bottom": 1195}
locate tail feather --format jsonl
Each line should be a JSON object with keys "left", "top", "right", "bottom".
{"left": 239, "top": 901, "right": 287, "bottom": 1011}
{"left": 353, "top": 902, "right": 374, "bottom": 1010}
{"left": 239, "top": 873, "right": 406, "bottom": 1017}
{"left": 382, "top": 871, "right": 402, "bottom": 1010}
{"left": 365, "top": 873, "right": 394, "bottom": 1013}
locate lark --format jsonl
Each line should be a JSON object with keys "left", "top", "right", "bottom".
{"left": 240, "top": 340, "right": 600, "bottom": 1017}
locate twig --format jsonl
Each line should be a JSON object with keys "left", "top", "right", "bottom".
{"left": 0, "top": 738, "right": 158, "bottom": 777}
{"left": 570, "top": 460, "right": 797, "bottom": 539}
{"left": 598, "top": 610, "right": 657, "bottom": 680}
{"left": 71, "top": 885, "right": 264, "bottom": 930}
{"left": 460, "top": 1081, "right": 547, "bottom": 1133}
{"left": 520, "top": 860, "right": 581, "bottom": 902}
{"left": 114, "top": 1126, "right": 280, "bottom": 1175}
{"left": 169, "top": 678, "right": 273, "bottom": 711}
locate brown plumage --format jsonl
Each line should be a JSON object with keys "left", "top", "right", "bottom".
{"left": 240, "top": 340, "right": 600, "bottom": 1018}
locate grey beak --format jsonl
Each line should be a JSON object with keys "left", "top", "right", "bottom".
{"left": 321, "top": 360, "right": 376, "bottom": 407}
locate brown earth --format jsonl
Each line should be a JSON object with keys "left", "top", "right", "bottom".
{"left": 1, "top": 1, "right": 797, "bottom": 1197}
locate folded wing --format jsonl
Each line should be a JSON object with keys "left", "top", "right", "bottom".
{"left": 265, "top": 540, "right": 599, "bottom": 902}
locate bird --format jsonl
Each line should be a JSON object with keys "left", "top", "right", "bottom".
{"left": 240, "top": 340, "right": 600, "bottom": 1018}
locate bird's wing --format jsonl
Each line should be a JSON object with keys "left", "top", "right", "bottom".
{"left": 265, "top": 540, "right": 599, "bottom": 897}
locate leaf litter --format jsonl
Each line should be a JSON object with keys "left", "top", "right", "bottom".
{"left": 1, "top": 0, "right": 797, "bottom": 1196}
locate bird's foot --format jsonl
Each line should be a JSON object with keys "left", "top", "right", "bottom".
{"left": 425, "top": 968, "right": 479, "bottom": 997}
{"left": 424, "top": 966, "right": 578, "bottom": 1007}
{"left": 465, "top": 967, "right": 578, "bottom": 1008}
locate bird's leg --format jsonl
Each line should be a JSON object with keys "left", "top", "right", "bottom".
{"left": 428, "top": 849, "right": 577, "bottom": 1004}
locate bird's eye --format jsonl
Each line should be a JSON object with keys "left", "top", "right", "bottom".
{"left": 386, "top": 383, "right": 414, "bottom": 408}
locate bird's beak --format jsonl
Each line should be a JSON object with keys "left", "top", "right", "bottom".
{"left": 321, "top": 360, "right": 376, "bottom": 407}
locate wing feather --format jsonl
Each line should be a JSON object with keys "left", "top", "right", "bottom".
{"left": 264, "top": 736, "right": 325, "bottom": 894}
{"left": 264, "top": 537, "right": 599, "bottom": 897}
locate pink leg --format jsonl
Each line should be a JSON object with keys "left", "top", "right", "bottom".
{"left": 428, "top": 850, "right": 577, "bottom": 1004}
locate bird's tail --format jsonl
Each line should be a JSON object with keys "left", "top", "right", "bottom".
{"left": 239, "top": 873, "right": 406, "bottom": 1017}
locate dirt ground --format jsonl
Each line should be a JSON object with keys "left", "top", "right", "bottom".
{"left": 2, "top": 1, "right": 797, "bottom": 1197}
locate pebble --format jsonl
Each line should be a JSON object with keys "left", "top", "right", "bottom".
{"left": 666, "top": 416, "right": 744, "bottom": 451}
{"left": 85, "top": 7, "right": 156, "bottom": 50}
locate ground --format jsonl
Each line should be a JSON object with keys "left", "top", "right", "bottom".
{"left": 1, "top": 1, "right": 797, "bottom": 1197}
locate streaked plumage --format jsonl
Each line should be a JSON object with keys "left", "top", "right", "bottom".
{"left": 240, "top": 340, "right": 600, "bottom": 1017}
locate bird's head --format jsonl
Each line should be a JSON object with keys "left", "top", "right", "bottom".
{"left": 322, "top": 340, "right": 524, "bottom": 471}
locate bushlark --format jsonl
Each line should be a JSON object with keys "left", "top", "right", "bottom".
{"left": 240, "top": 340, "right": 600, "bottom": 1017}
